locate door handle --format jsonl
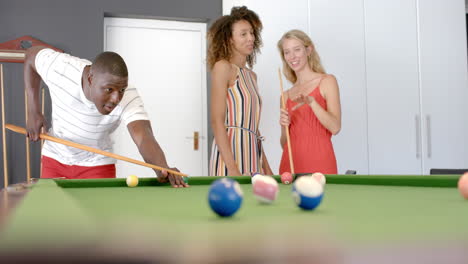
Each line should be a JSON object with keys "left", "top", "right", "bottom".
{"left": 415, "top": 115, "right": 421, "bottom": 159}
{"left": 426, "top": 115, "right": 431, "bottom": 158}
{"left": 193, "top": 131, "right": 199, "bottom": 150}
{"left": 185, "top": 132, "right": 202, "bottom": 150}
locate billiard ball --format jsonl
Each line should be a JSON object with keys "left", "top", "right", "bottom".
{"left": 208, "top": 178, "right": 243, "bottom": 217}
{"left": 292, "top": 176, "right": 324, "bottom": 210}
{"left": 311, "top": 172, "right": 326, "bottom": 187}
{"left": 458, "top": 172, "right": 468, "bottom": 199}
{"left": 251, "top": 172, "right": 263, "bottom": 184}
{"left": 253, "top": 175, "right": 279, "bottom": 204}
{"left": 126, "top": 175, "right": 139, "bottom": 187}
{"left": 281, "top": 171, "right": 293, "bottom": 185}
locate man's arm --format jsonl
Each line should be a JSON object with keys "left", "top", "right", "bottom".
{"left": 24, "top": 46, "right": 47, "bottom": 141}
{"left": 127, "top": 120, "right": 187, "bottom": 187}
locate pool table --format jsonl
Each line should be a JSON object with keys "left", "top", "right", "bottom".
{"left": 1, "top": 174, "right": 467, "bottom": 263}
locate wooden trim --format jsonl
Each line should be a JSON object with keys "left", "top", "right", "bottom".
{"left": 0, "top": 50, "right": 25, "bottom": 63}
{"left": 40, "top": 87, "right": 45, "bottom": 178}
{"left": 24, "top": 90, "right": 31, "bottom": 183}
{"left": 0, "top": 36, "right": 63, "bottom": 63}
{"left": 1, "top": 65, "right": 8, "bottom": 187}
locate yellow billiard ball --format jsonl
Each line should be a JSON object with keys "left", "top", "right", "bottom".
{"left": 126, "top": 175, "right": 139, "bottom": 187}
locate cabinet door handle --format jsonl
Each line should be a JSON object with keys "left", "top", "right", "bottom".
{"left": 415, "top": 115, "right": 421, "bottom": 159}
{"left": 426, "top": 115, "right": 431, "bottom": 158}
{"left": 193, "top": 131, "right": 199, "bottom": 151}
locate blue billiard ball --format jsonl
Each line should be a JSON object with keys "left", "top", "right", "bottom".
{"left": 292, "top": 176, "right": 324, "bottom": 210}
{"left": 208, "top": 178, "right": 243, "bottom": 217}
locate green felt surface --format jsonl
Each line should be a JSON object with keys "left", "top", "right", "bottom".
{"left": 1, "top": 175, "right": 467, "bottom": 249}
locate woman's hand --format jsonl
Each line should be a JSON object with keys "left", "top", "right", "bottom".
{"left": 291, "top": 94, "right": 315, "bottom": 111}
{"left": 279, "top": 109, "right": 290, "bottom": 126}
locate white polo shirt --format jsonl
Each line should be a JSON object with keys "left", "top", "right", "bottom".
{"left": 35, "top": 48, "right": 149, "bottom": 166}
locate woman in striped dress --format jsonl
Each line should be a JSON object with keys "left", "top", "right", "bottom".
{"left": 207, "top": 6, "right": 273, "bottom": 176}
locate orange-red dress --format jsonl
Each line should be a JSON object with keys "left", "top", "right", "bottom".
{"left": 279, "top": 85, "right": 337, "bottom": 174}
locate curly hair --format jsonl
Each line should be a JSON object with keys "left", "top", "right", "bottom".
{"left": 207, "top": 6, "right": 263, "bottom": 69}
{"left": 277, "top": 29, "right": 325, "bottom": 84}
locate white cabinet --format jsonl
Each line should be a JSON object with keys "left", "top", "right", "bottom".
{"left": 365, "top": 0, "right": 468, "bottom": 174}
{"left": 418, "top": 0, "right": 468, "bottom": 174}
{"left": 365, "top": 0, "right": 423, "bottom": 174}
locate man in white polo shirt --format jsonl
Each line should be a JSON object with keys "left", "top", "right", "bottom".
{"left": 24, "top": 46, "right": 187, "bottom": 188}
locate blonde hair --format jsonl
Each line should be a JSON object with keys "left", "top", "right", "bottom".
{"left": 207, "top": 6, "right": 263, "bottom": 69}
{"left": 277, "top": 29, "right": 325, "bottom": 83}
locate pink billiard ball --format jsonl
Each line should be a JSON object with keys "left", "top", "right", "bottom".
{"left": 281, "top": 172, "right": 293, "bottom": 185}
{"left": 311, "top": 172, "right": 326, "bottom": 187}
{"left": 458, "top": 172, "right": 468, "bottom": 199}
{"left": 253, "top": 175, "right": 279, "bottom": 204}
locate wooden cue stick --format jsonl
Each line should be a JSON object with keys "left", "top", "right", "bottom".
{"left": 41, "top": 87, "right": 44, "bottom": 148}
{"left": 40, "top": 87, "right": 45, "bottom": 178}
{"left": 24, "top": 90, "right": 31, "bottom": 183}
{"left": 1, "top": 65, "right": 8, "bottom": 187}
{"left": 278, "top": 68, "right": 295, "bottom": 175}
{"left": 1, "top": 188, "right": 7, "bottom": 213}
{"left": 5, "top": 124, "right": 187, "bottom": 177}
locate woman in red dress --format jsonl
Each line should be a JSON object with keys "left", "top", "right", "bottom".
{"left": 277, "top": 30, "right": 341, "bottom": 175}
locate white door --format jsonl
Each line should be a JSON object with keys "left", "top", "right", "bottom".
{"left": 104, "top": 17, "right": 208, "bottom": 177}
{"left": 365, "top": 0, "right": 422, "bottom": 174}
{"left": 418, "top": 0, "right": 468, "bottom": 174}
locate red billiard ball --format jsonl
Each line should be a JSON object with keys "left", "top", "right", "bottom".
{"left": 281, "top": 172, "right": 293, "bottom": 185}
{"left": 458, "top": 172, "right": 468, "bottom": 199}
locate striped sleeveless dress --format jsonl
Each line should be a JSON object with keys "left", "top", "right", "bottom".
{"left": 209, "top": 65, "right": 263, "bottom": 176}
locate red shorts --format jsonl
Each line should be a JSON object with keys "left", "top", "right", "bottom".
{"left": 41, "top": 156, "right": 116, "bottom": 179}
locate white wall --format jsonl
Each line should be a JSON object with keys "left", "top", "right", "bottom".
{"left": 223, "top": 0, "right": 310, "bottom": 174}
{"left": 418, "top": 0, "right": 468, "bottom": 173}
{"left": 308, "top": 0, "right": 368, "bottom": 174}
{"left": 223, "top": 0, "right": 368, "bottom": 174}
{"left": 223, "top": 0, "right": 468, "bottom": 175}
